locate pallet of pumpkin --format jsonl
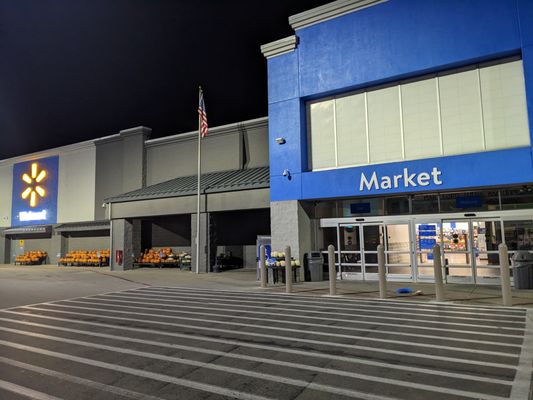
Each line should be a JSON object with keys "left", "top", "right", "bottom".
{"left": 59, "top": 250, "right": 110, "bottom": 267}
{"left": 15, "top": 251, "right": 48, "bottom": 265}
{"left": 136, "top": 248, "right": 189, "bottom": 268}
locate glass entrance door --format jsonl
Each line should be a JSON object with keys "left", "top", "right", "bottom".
{"left": 361, "top": 224, "right": 385, "bottom": 280}
{"left": 385, "top": 223, "right": 413, "bottom": 280}
{"left": 338, "top": 225, "right": 362, "bottom": 279}
{"left": 441, "top": 219, "right": 503, "bottom": 284}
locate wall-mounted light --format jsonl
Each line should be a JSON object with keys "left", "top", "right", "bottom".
{"left": 282, "top": 169, "right": 291, "bottom": 180}
{"left": 275, "top": 137, "right": 286, "bottom": 145}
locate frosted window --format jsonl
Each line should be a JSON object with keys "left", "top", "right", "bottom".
{"left": 335, "top": 93, "right": 368, "bottom": 166}
{"left": 308, "top": 100, "right": 336, "bottom": 169}
{"left": 480, "top": 61, "right": 530, "bottom": 150}
{"left": 401, "top": 78, "right": 441, "bottom": 159}
{"left": 439, "top": 70, "right": 484, "bottom": 155}
{"left": 367, "top": 86, "right": 402, "bottom": 163}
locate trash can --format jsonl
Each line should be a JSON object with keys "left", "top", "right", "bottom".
{"left": 512, "top": 251, "right": 533, "bottom": 289}
{"left": 307, "top": 252, "right": 324, "bottom": 282}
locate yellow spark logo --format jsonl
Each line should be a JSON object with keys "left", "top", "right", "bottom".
{"left": 21, "top": 163, "right": 47, "bottom": 207}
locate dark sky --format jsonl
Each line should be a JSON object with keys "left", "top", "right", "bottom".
{"left": 0, "top": 0, "right": 328, "bottom": 159}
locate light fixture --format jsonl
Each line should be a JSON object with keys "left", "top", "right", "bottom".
{"left": 275, "top": 137, "right": 286, "bottom": 145}
{"left": 282, "top": 169, "right": 291, "bottom": 179}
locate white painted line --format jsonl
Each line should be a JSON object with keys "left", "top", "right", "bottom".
{"left": 0, "top": 379, "right": 63, "bottom": 400}
{"left": 510, "top": 309, "right": 533, "bottom": 399}
{"left": 1, "top": 310, "right": 512, "bottom": 385}
{"left": 124, "top": 289, "right": 526, "bottom": 323}
{"left": 0, "top": 356, "right": 165, "bottom": 400}
{"left": 20, "top": 305, "right": 519, "bottom": 369}
{"left": 97, "top": 292, "right": 525, "bottom": 332}
{"left": 62, "top": 298, "right": 522, "bottom": 355}
{"left": 0, "top": 335, "right": 403, "bottom": 400}
{"left": 0, "top": 321, "right": 511, "bottom": 398}
{"left": 77, "top": 295, "right": 524, "bottom": 339}
{"left": 0, "top": 340, "right": 275, "bottom": 400}
{"left": 140, "top": 285, "right": 527, "bottom": 313}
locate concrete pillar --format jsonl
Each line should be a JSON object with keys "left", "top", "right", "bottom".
{"left": 0, "top": 231, "right": 9, "bottom": 264}
{"left": 111, "top": 218, "right": 141, "bottom": 271}
{"left": 50, "top": 232, "right": 67, "bottom": 265}
{"left": 271, "top": 200, "right": 314, "bottom": 281}
{"left": 191, "top": 213, "right": 209, "bottom": 273}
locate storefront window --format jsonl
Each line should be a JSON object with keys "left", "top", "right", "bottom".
{"left": 439, "top": 190, "right": 499, "bottom": 213}
{"left": 385, "top": 196, "right": 410, "bottom": 215}
{"left": 412, "top": 194, "right": 439, "bottom": 214}
{"left": 504, "top": 220, "right": 533, "bottom": 251}
{"left": 501, "top": 187, "right": 533, "bottom": 211}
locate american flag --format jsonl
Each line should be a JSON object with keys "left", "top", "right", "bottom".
{"left": 198, "top": 87, "right": 208, "bottom": 138}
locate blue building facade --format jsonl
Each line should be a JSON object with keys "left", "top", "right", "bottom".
{"left": 262, "top": 0, "right": 533, "bottom": 283}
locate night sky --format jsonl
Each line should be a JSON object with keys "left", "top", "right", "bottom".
{"left": 0, "top": 0, "right": 328, "bottom": 159}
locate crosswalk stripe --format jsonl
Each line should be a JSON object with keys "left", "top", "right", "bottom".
{"left": 83, "top": 294, "right": 525, "bottom": 338}
{"left": 103, "top": 291, "right": 525, "bottom": 329}
{"left": 0, "top": 379, "right": 64, "bottom": 400}
{"left": 66, "top": 297, "right": 523, "bottom": 349}
{"left": 0, "top": 338, "right": 401, "bottom": 400}
{"left": 22, "top": 305, "right": 519, "bottom": 369}
{"left": 0, "top": 326, "right": 513, "bottom": 400}
{"left": 1, "top": 310, "right": 512, "bottom": 385}
{"left": 135, "top": 287, "right": 526, "bottom": 319}
{"left": 141, "top": 286, "right": 527, "bottom": 314}
{"left": 58, "top": 298, "right": 521, "bottom": 356}
{"left": 0, "top": 356, "right": 166, "bottom": 400}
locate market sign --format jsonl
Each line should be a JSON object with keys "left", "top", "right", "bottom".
{"left": 11, "top": 156, "right": 59, "bottom": 226}
{"left": 359, "top": 167, "right": 443, "bottom": 192}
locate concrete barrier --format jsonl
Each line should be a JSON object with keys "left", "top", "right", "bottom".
{"left": 260, "top": 245, "right": 267, "bottom": 288}
{"left": 432, "top": 244, "right": 445, "bottom": 302}
{"left": 328, "top": 245, "right": 336, "bottom": 296}
{"left": 285, "top": 246, "right": 292, "bottom": 294}
{"left": 377, "top": 244, "right": 386, "bottom": 299}
{"left": 498, "top": 243, "right": 512, "bottom": 307}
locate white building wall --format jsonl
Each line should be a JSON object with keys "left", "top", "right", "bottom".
{"left": 0, "top": 163, "right": 13, "bottom": 227}
{"left": 57, "top": 145, "right": 97, "bottom": 223}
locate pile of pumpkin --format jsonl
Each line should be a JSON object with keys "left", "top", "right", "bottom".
{"left": 269, "top": 251, "right": 300, "bottom": 267}
{"left": 59, "top": 249, "right": 110, "bottom": 266}
{"left": 15, "top": 251, "right": 48, "bottom": 265}
{"left": 138, "top": 248, "right": 190, "bottom": 264}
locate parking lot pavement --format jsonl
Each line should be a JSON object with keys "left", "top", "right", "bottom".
{"left": 0, "top": 286, "right": 531, "bottom": 400}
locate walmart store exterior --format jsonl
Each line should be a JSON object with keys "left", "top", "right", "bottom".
{"left": 2, "top": 0, "right": 533, "bottom": 285}
{"left": 262, "top": 0, "right": 533, "bottom": 284}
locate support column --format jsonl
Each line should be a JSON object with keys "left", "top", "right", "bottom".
{"left": 111, "top": 218, "right": 141, "bottom": 271}
{"left": 0, "top": 231, "right": 9, "bottom": 264}
{"left": 271, "top": 200, "right": 314, "bottom": 281}
{"left": 191, "top": 213, "right": 209, "bottom": 273}
{"left": 50, "top": 232, "right": 67, "bottom": 265}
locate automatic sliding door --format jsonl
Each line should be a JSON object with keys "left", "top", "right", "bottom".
{"left": 339, "top": 225, "right": 362, "bottom": 279}
{"left": 414, "top": 222, "right": 440, "bottom": 281}
{"left": 385, "top": 223, "right": 412, "bottom": 280}
{"left": 442, "top": 220, "right": 474, "bottom": 283}
{"left": 362, "top": 224, "right": 384, "bottom": 280}
{"left": 473, "top": 220, "right": 502, "bottom": 284}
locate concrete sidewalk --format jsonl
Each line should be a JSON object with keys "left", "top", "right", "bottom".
{"left": 2, "top": 264, "right": 533, "bottom": 308}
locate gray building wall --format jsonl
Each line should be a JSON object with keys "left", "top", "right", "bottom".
{"left": 145, "top": 117, "right": 268, "bottom": 185}
{"left": 95, "top": 127, "right": 150, "bottom": 220}
{"left": 66, "top": 235, "right": 110, "bottom": 252}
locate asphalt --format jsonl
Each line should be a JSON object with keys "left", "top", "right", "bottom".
{"left": 0, "top": 265, "right": 532, "bottom": 400}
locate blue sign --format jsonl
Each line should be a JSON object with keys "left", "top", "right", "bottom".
{"left": 350, "top": 203, "right": 371, "bottom": 214}
{"left": 456, "top": 196, "right": 483, "bottom": 209}
{"left": 11, "top": 156, "right": 59, "bottom": 227}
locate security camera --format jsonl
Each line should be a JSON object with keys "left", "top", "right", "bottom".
{"left": 282, "top": 169, "right": 290, "bottom": 177}
{"left": 275, "top": 137, "right": 286, "bottom": 145}
{"left": 101, "top": 203, "right": 107, "bottom": 208}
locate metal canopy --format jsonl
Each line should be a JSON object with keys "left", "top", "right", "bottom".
{"left": 54, "top": 221, "right": 110, "bottom": 233}
{"left": 105, "top": 166, "right": 269, "bottom": 204}
{"left": 3, "top": 225, "right": 52, "bottom": 236}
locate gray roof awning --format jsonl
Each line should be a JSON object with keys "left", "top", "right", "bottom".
{"left": 105, "top": 166, "right": 269, "bottom": 204}
{"left": 54, "top": 221, "right": 110, "bottom": 233}
{"left": 3, "top": 225, "right": 52, "bottom": 236}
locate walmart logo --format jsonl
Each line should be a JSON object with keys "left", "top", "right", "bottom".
{"left": 21, "top": 162, "right": 47, "bottom": 207}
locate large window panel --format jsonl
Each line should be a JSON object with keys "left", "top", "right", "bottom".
{"left": 367, "top": 86, "right": 403, "bottom": 163}
{"left": 480, "top": 61, "right": 530, "bottom": 150}
{"left": 308, "top": 100, "right": 336, "bottom": 169}
{"left": 401, "top": 78, "right": 441, "bottom": 159}
{"left": 439, "top": 69, "right": 484, "bottom": 156}
{"left": 335, "top": 93, "right": 368, "bottom": 167}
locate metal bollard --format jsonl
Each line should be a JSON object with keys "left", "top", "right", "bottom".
{"left": 498, "top": 243, "right": 512, "bottom": 307}
{"left": 377, "top": 244, "right": 386, "bottom": 299}
{"left": 260, "top": 245, "right": 267, "bottom": 288}
{"left": 328, "top": 244, "right": 336, "bottom": 296}
{"left": 432, "top": 244, "right": 445, "bottom": 302}
{"left": 285, "top": 246, "right": 292, "bottom": 293}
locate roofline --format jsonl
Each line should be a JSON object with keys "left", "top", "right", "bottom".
{"left": 289, "top": 0, "right": 388, "bottom": 30}
{"left": 145, "top": 116, "right": 268, "bottom": 148}
{"left": 260, "top": 36, "right": 298, "bottom": 59}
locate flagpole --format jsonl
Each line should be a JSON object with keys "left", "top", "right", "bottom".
{"left": 196, "top": 87, "right": 202, "bottom": 274}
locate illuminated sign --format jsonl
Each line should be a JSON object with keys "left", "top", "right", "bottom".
{"left": 359, "top": 167, "right": 443, "bottom": 192}
{"left": 11, "top": 156, "right": 58, "bottom": 226}
{"left": 21, "top": 162, "right": 47, "bottom": 207}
